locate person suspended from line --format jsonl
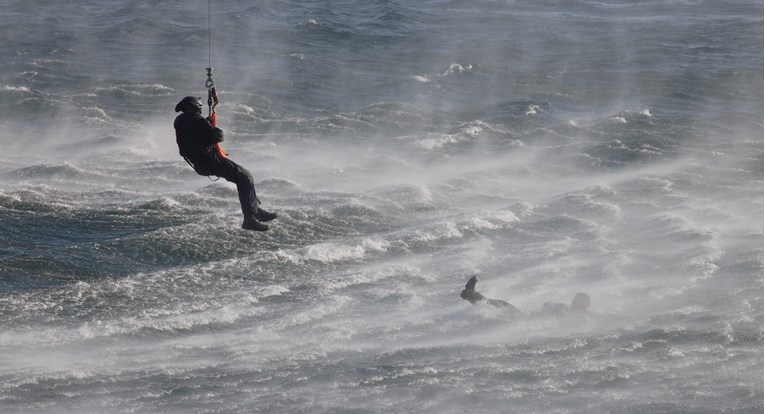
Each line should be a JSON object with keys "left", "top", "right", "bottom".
{"left": 460, "top": 275, "right": 590, "bottom": 316}
{"left": 174, "top": 96, "right": 277, "bottom": 231}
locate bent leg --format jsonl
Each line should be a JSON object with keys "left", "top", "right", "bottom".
{"left": 211, "top": 157, "right": 259, "bottom": 218}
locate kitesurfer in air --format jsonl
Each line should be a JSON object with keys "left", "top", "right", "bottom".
{"left": 460, "top": 275, "right": 590, "bottom": 316}
{"left": 174, "top": 96, "right": 277, "bottom": 231}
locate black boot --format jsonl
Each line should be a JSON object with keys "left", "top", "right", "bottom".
{"left": 255, "top": 208, "right": 278, "bottom": 222}
{"left": 242, "top": 217, "right": 269, "bottom": 231}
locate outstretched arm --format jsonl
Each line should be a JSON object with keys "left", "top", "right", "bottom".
{"left": 464, "top": 275, "right": 478, "bottom": 291}
{"left": 461, "top": 275, "right": 484, "bottom": 305}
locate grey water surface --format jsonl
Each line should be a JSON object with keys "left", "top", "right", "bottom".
{"left": 0, "top": 1, "right": 762, "bottom": 413}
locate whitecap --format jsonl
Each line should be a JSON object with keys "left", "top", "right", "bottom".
{"left": 412, "top": 222, "right": 463, "bottom": 242}
{"left": 442, "top": 63, "right": 473, "bottom": 76}
{"left": 1, "top": 85, "right": 31, "bottom": 92}
{"left": 283, "top": 237, "right": 391, "bottom": 265}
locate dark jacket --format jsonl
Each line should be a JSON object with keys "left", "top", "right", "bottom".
{"left": 174, "top": 112, "right": 224, "bottom": 160}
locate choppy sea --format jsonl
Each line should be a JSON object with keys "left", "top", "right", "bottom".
{"left": 0, "top": 1, "right": 762, "bottom": 413}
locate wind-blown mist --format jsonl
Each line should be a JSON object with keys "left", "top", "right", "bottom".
{"left": 0, "top": 1, "right": 762, "bottom": 413}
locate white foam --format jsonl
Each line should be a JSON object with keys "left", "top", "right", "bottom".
{"left": 236, "top": 104, "right": 257, "bottom": 114}
{"left": 304, "top": 242, "right": 366, "bottom": 262}
{"left": 442, "top": 63, "right": 473, "bottom": 76}
{"left": 465, "top": 210, "right": 519, "bottom": 230}
{"left": 416, "top": 133, "right": 466, "bottom": 150}
{"left": 1, "top": 85, "right": 31, "bottom": 92}
{"left": 412, "top": 221, "right": 463, "bottom": 242}
{"left": 280, "top": 238, "right": 392, "bottom": 265}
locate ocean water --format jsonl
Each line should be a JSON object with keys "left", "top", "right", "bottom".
{"left": 0, "top": 0, "right": 762, "bottom": 413}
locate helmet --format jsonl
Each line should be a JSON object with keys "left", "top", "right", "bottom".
{"left": 175, "top": 96, "right": 203, "bottom": 113}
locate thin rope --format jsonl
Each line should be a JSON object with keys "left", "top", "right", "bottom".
{"left": 207, "top": 0, "right": 212, "bottom": 68}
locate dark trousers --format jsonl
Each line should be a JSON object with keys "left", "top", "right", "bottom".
{"left": 189, "top": 153, "right": 259, "bottom": 218}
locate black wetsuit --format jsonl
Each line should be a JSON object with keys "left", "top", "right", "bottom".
{"left": 174, "top": 111, "right": 259, "bottom": 219}
{"left": 460, "top": 276, "right": 525, "bottom": 317}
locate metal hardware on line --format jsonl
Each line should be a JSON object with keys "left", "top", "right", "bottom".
{"left": 205, "top": 67, "right": 214, "bottom": 89}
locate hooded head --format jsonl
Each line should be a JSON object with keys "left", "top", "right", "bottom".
{"left": 175, "top": 96, "right": 203, "bottom": 114}
{"left": 570, "top": 292, "right": 590, "bottom": 314}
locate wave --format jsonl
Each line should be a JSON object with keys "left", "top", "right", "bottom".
{"left": 277, "top": 237, "right": 391, "bottom": 265}
{"left": 0, "top": 1, "right": 761, "bottom": 412}
{"left": 8, "top": 162, "right": 98, "bottom": 181}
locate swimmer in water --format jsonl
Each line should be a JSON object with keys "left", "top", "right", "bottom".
{"left": 460, "top": 275, "right": 525, "bottom": 316}
{"left": 460, "top": 275, "right": 590, "bottom": 316}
